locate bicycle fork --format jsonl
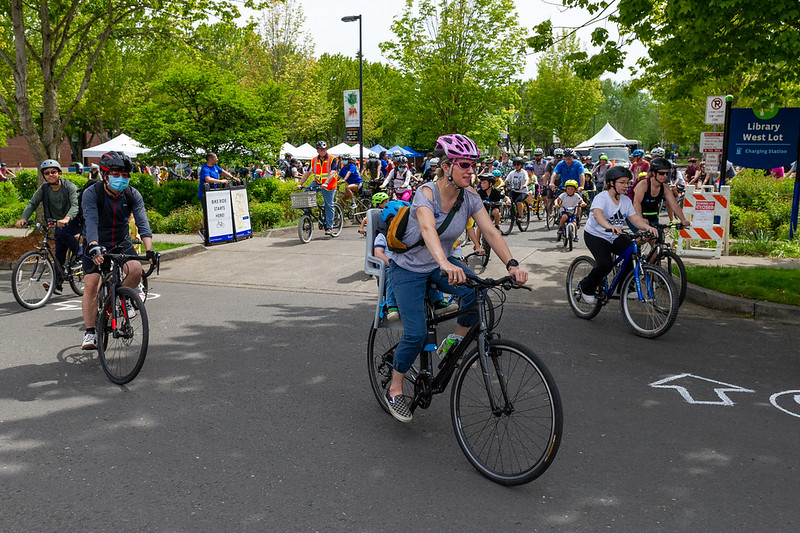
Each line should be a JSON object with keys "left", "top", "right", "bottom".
{"left": 476, "top": 331, "right": 515, "bottom": 417}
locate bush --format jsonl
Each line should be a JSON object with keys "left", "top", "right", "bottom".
{"left": 247, "top": 177, "right": 296, "bottom": 204}
{"left": 733, "top": 209, "right": 772, "bottom": 236}
{"left": 130, "top": 173, "right": 157, "bottom": 207}
{"left": 0, "top": 181, "right": 21, "bottom": 208}
{"left": 12, "top": 169, "right": 38, "bottom": 200}
{"left": 151, "top": 180, "right": 200, "bottom": 216}
{"left": 729, "top": 168, "right": 794, "bottom": 237}
{"left": 249, "top": 201, "right": 284, "bottom": 232}
{"left": 154, "top": 204, "right": 203, "bottom": 233}
{"left": 145, "top": 209, "right": 164, "bottom": 232}
{"left": 63, "top": 173, "right": 88, "bottom": 191}
{"left": 0, "top": 204, "right": 24, "bottom": 227}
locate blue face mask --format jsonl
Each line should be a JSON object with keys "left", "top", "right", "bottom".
{"left": 108, "top": 176, "right": 130, "bottom": 192}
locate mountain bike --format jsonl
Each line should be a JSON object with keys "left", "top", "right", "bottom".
{"left": 565, "top": 230, "right": 679, "bottom": 339}
{"left": 341, "top": 181, "right": 377, "bottom": 224}
{"left": 639, "top": 223, "right": 687, "bottom": 305}
{"left": 499, "top": 194, "right": 530, "bottom": 235}
{"left": 292, "top": 189, "right": 344, "bottom": 243}
{"left": 367, "top": 273, "right": 562, "bottom": 485}
{"left": 12, "top": 220, "right": 84, "bottom": 310}
{"left": 93, "top": 243, "right": 160, "bottom": 385}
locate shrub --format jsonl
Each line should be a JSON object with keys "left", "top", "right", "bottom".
{"left": 155, "top": 204, "right": 203, "bottom": 233}
{"left": 145, "top": 209, "right": 164, "bottom": 232}
{"left": 130, "top": 173, "right": 157, "bottom": 207}
{"left": 247, "top": 177, "right": 296, "bottom": 205}
{"left": 12, "top": 169, "right": 38, "bottom": 199}
{"left": 0, "top": 204, "right": 24, "bottom": 227}
{"left": 64, "top": 173, "right": 88, "bottom": 191}
{"left": 733, "top": 209, "right": 772, "bottom": 236}
{"left": 151, "top": 180, "right": 200, "bottom": 216}
{"left": 0, "top": 181, "right": 21, "bottom": 208}
{"left": 249, "top": 201, "right": 284, "bottom": 232}
{"left": 729, "top": 168, "right": 794, "bottom": 237}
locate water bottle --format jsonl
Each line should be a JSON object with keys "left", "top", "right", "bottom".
{"left": 437, "top": 334, "right": 463, "bottom": 359}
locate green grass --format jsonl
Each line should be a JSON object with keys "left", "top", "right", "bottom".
{"left": 152, "top": 242, "right": 188, "bottom": 252}
{"left": 686, "top": 265, "right": 800, "bottom": 307}
{"left": 0, "top": 235, "right": 11, "bottom": 240}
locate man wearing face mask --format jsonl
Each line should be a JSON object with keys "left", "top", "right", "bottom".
{"left": 79, "top": 151, "right": 154, "bottom": 350}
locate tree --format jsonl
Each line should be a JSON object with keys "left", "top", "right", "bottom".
{"left": 592, "top": 80, "right": 660, "bottom": 148}
{"left": 528, "top": 0, "right": 800, "bottom": 104}
{"left": 0, "top": 0, "right": 244, "bottom": 164}
{"left": 508, "top": 80, "right": 553, "bottom": 154}
{"left": 525, "top": 33, "right": 603, "bottom": 147}
{"left": 380, "top": 0, "right": 526, "bottom": 150}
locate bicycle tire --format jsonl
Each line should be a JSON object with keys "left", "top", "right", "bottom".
{"left": 331, "top": 204, "right": 344, "bottom": 236}
{"left": 480, "top": 236, "right": 490, "bottom": 268}
{"left": 298, "top": 214, "right": 313, "bottom": 243}
{"left": 545, "top": 204, "right": 553, "bottom": 230}
{"left": 12, "top": 250, "right": 55, "bottom": 309}
{"left": 619, "top": 263, "right": 679, "bottom": 339}
{"left": 566, "top": 223, "right": 575, "bottom": 252}
{"left": 500, "top": 204, "right": 514, "bottom": 236}
{"left": 517, "top": 203, "right": 530, "bottom": 232}
{"left": 367, "top": 325, "right": 416, "bottom": 415}
{"left": 450, "top": 339, "right": 562, "bottom": 486}
{"left": 534, "top": 199, "right": 542, "bottom": 220}
{"left": 566, "top": 255, "right": 602, "bottom": 319}
{"left": 654, "top": 250, "right": 687, "bottom": 306}
{"left": 139, "top": 276, "right": 149, "bottom": 303}
{"left": 97, "top": 286, "right": 149, "bottom": 385}
{"left": 67, "top": 249, "right": 85, "bottom": 296}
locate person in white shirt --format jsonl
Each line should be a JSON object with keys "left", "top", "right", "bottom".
{"left": 554, "top": 179, "right": 586, "bottom": 242}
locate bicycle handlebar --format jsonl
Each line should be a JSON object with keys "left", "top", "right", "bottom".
{"left": 94, "top": 243, "right": 161, "bottom": 278}
{"left": 463, "top": 272, "right": 531, "bottom": 292}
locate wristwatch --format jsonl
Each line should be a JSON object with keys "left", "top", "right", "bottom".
{"left": 506, "top": 259, "right": 519, "bottom": 270}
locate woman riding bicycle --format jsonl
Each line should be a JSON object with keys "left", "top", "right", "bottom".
{"left": 578, "top": 166, "right": 657, "bottom": 305}
{"left": 628, "top": 157, "right": 690, "bottom": 236}
{"left": 381, "top": 155, "right": 414, "bottom": 201}
{"left": 384, "top": 134, "right": 527, "bottom": 423}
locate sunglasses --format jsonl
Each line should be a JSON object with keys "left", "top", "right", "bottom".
{"left": 108, "top": 172, "right": 130, "bottom": 179}
{"left": 43, "top": 169, "right": 61, "bottom": 176}
{"left": 656, "top": 170, "right": 669, "bottom": 176}
{"left": 451, "top": 161, "right": 477, "bottom": 170}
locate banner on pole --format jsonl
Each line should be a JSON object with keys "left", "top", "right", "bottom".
{"left": 343, "top": 90, "right": 361, "bottom": 127}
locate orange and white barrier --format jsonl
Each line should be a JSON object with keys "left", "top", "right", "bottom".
{"left": 676, "top": 185, "right": 730, "bottom": 259}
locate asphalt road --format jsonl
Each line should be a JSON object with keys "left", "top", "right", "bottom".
{"left": 2, "top": 250, "right": 799, "bottom": 532}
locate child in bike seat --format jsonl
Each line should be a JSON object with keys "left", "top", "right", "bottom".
{"left": 554, "top": 179, "right": 586, "bottom": 241}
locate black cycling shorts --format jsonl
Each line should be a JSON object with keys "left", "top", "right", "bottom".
{"left": 82, "top": 240, "right": 138, "bottom": 276}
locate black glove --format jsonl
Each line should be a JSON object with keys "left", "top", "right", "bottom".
{"left": 146, "top": 249, "right": 156, "bottom": 262}
{"left": 87, "top": 245, "right": 104, "bottom": 259}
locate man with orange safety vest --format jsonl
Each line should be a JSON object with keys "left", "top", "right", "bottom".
{"left": 299, "top": 140, "right": 339, "bottom": 236}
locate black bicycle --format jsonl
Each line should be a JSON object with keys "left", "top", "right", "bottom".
{"left": 12, "top": 220, "right": 84, "bottom": 309}
{"left": 292, "top": 189, "right": 344, "bottom": 243}
{"left": 93, "top": 243, "right": 160, "bottom": 384}
{"left": 499, "top": 194, "right": 530, "bottom": 235}
{"left": 639, "top": 223, "right": 687, "bottom": 305}
{"left": 367, "top": 274, "right": 563, "bottom": 485}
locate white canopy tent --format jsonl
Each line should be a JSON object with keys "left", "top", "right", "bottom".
{"left": 82, "top": 133, "right": 150, "bottom": 159}
{"left": 292, "top": 143, "right": 318, "bottom": 160}
{"left": 575, "top": 123, "right": 638, "bottom": 150}
{"left": 328, "top": 142, "right": 365, "bottom": 158}
{"left": 281, "top": 142, "right": 297, "bottom": 156}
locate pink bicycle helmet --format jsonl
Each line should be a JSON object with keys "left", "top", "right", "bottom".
{"left": 434, "top": 134, "right": 480, "bottom": 161}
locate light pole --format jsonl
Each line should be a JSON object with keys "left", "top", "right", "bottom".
{"left": 341, "top": 15, "right": 363, "bottom": 168}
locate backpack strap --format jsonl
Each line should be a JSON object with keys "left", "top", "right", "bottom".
{"left": 405, "top": 185, "right": 463, "bottom": 251}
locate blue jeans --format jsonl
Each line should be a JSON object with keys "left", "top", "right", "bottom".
{"left": 306, "top": 182, "right": 335, "bottom": 229}
{"left": 384, "top": 267, "right": 444, "bottom": 312}
{"left": 389, "top": 258, "right": 478, "bottom": 374}
{"left": 54, "top": 218, "right": 82, "bottom": 275}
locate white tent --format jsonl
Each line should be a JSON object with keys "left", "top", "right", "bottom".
{"left": 328, "top": 142, "right": 355, "bottom": 157}
{"left": 82, "top": 133, "right": 150, "bottom": 159}
{"left": 292, "top": 143, "right": 318, "bottom": 160}
{"left": 575, "top": 123, "right": 637, "bottom": 150}
{"left": 281, "top": 142, "right": 297, "bottom": 156}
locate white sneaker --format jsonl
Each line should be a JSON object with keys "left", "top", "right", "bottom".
{"left": 124, "top": 297, "right": 137, "bottom": 319}
{"left": 627, "top": 290, "right": 639, "bottom": 300}
{"left": 580, "top": 290, "right": 596, "bottom": 305}
{"left": 137, "top": 284, "right": 146, "bottom": 302}
{"left": 82, "top": 331, "right": 97, "bottom": 350}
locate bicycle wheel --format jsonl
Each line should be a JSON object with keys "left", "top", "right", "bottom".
{"left": 480, "top": 236, "right": 491, "bottom": 268}
{"left": 298, "top": 214, "right": 313, "bottom": 243}
{"left": 544, "top": 204, "right": 553, "bottom": 230}
{"left": 566, "top": 255, "right": 602, "bottom": 319}
{"left": 566, "top": 223, "right": 575, "bottom": 252}
{"left": 517, "top": 204, "right": 530, "bottom": 232}
{"left": 367, "top": 325, "right": 416, "bottom": 415}
{"left": 139, "top": 276, "right": 149, "bottom": 302}
{"left": 619, "top": 263, "right": 679, "bottom": 339}
{"left": 451, "top": 339, "right": 562, "bottom": 486}
{"left": 12, "top": 251, "right": 55, "bottom": 309}
{"left": 67, "top": 249, "right": 85, "bottom": 296}
{"left": 331, "top": 204, "right": 344, "bottom": 236}
{"left": 97, "top": 286, "right": 149, "bottom": 385}
{"left": 534, "top": 198, "right": 542, "bottom": 220}
{"left": 500, "top": 205, "right": 514, "bottom": 236}
{"left": 654, "top": 250, "right": 687, "bottom": 306}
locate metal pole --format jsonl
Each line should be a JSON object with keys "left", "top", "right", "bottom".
{"left": 358, "top": 16, "right": 363, "bottom": 169}
{"left": 719, "top": 95, "right": 734, "bottom": 190}
{"left": 790, "top": 135, "right": 800, "bottom": 239}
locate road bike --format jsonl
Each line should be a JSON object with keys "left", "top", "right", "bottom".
{"left": 292, "top": 189, "right": 344, "bottom": 243}
{"left": 367, "top": 273, "right": 563, "bottom": 485}
{"left": 499, "top": 194, "right": 530, "bottom": 235}
{"left": 555, "top": 207, "right": 580, "bottom": 252}
{"left": 12, "top": 220, "right": 84, "bottom": 310}
{"left": 565, "top": 230, "right": 679, "bottom": 339}
{"left": 93, "top": 243, "right": 160, "bottom": 385}
{"left": 638, "top": 223, "right": 687, "bottom": 306}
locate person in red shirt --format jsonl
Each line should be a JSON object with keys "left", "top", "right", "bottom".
{"left": 629, "top": 149, "right": 649, "bottom": 177}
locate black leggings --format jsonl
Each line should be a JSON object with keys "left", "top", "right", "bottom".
{"left": 580, "top": 232, "right": 633, "bottom": 295}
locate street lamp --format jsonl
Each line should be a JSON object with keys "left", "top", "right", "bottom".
{"left": 341, "top": 14, "right": 363, "bottom": 167}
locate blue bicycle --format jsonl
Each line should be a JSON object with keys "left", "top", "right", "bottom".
{"left": 565, "top": 230, "right": 679, "bottom": 338}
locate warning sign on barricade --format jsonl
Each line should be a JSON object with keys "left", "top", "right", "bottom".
{"left": 676, "top": 185, "right": 731, "bottom": 259}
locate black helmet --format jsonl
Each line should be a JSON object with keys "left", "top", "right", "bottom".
{"left": 285, "top": 152, "right": 292, "bottom": 158}
{"left": 649, "top": 157, "right": 671, "bottom": 173}
{"left": 606, "top": 166, "right": 633, "bottom": 182}
{"left": 315, "top": 141, "right": 327, "bottom": 150}
{"left": 512, "top": 156, "right": 524, "bottom": 165}
{"left": 99, "top": 151, "right": 133, "bottom": 173}
{"left": 478, "top": 172, "right": 496, "bottom": 184}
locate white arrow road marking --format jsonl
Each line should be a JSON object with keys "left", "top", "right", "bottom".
{"left": 52, "top": 293, "right": 159, "bottom": 311}
{"left": 769, "top": 391, "right": 800, "bottom": 419}
{"left": 649, "top": 373, "right": 755, "bottom": 406}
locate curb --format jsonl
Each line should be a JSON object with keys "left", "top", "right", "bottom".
{"left": 261, "top": 226, "right": 297, "bottom": 238}
{"left": 0, "top": 243, "right": 206, "bottom": 271}
{"left": 686, "top": 282, "right": 800, "bottom": 324}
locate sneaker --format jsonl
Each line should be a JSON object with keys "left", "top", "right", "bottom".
{"left": 385, "top": 390, "right": 412, "bottom": 423}
{"left": 43, "top": 282, "right": 63, "bottom": 296}
{"left": 124, "top": 297, "right": 137, "bottom": 319}
{"left": 579, "top": 285, "right": 597, "bottom": 305}
{"left": 81, "top": 331, "right": 97, "bottom": 350}
{"left": 137, "top": 284, "right": 146, "bottom": 302}
{"left": 387, "top": 307, "right": 400, "bottom": 322}
{"left": 573, "top": 236, "right": 579, "bottom": 242}
{"left": 433, "top": 300, "right": 459, "bottom": 316}
{"left": 325, "top": 228, "right": 333, "bottom": 236}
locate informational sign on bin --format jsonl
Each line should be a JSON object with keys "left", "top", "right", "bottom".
{"left": 204, "top": 188, "right": 235, "bottom": 244}
{"left": 692, "top": 200, "right": 716, "bottom": 229}
{"left": 230, "top": 187, "right": 252, "bottom": 239}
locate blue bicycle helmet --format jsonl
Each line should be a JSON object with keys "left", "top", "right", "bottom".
{"left": 492, "top": 169, "right": 502, "bottom": 177}
{"left": 632, "top": 149, "right": 645, "bottom": 157}
{"left": 381, "top": 200, "right": 411, "bottom": 222}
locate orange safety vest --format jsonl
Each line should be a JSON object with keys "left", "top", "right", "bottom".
{"left": 312, "top": 155, "right": 338, "bottom": 191}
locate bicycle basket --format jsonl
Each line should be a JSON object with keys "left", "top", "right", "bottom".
{"left": 291, "top": 191, "right": 317, "bottom": 209}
